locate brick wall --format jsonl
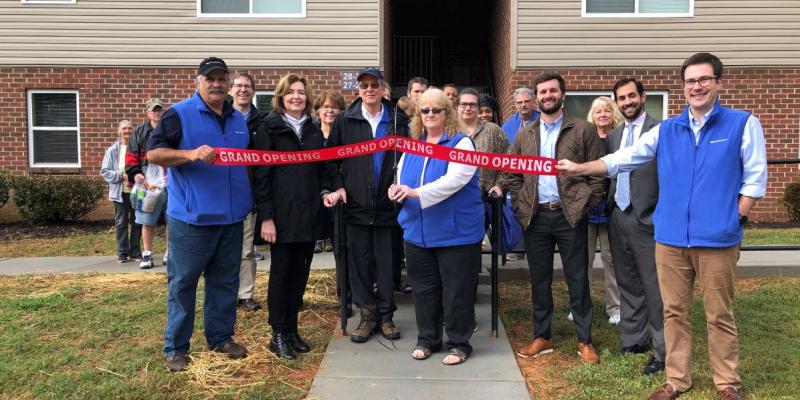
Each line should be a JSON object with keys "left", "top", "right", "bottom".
{"left": 500, "top": 67, "right": 800, "bottom": 222}
{"left": 0, "top": 66, "right": 358, "bottom": 221}
{"left": 489, "top": 0, "right": 512, "bottom": 116}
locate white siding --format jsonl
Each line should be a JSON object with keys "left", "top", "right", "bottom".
{"left": 516, "top": 0, "right": 800, "bottom": 68}
{"left": 0, "top": 0, "right": 380, "bottom": 68}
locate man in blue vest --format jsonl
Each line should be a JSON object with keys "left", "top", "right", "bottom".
{"left": 557, "top": 53, "right": 767, "bottom": 400}
{"left": 148, "top": 57, "right": 253, "bottom": 372}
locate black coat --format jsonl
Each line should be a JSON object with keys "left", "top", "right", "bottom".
{"left": 252, "top": 111, "right": 332, "bottom": 243}
{"left": 327, "top": 98, "right": 410, "bottom": 226}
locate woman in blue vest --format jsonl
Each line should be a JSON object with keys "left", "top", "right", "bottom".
{"left": 388, "top": 88, "right": 484, "bottom": 365}
{"left": 252, "top": 73, "right": 332, "bottom": 360}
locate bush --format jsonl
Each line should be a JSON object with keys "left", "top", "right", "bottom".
{"left": 0, "top": 172, "right": 9, "bottom": 209}
{"left": 784, "top": 182, "right": 800, "bottom": 221}
{"left": 10, "top": 175, "right": 105, "bottom": 223}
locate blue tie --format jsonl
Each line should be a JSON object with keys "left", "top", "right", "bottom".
{"left": 616, "top": 124, "right": 635, "bottom": 211}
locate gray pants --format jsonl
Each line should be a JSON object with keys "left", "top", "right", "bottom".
{"left": 608, "top": 207, "right": 666, "bottom": 361}
{"left": 588, "top": 223, "right": 621, "bottom": 317}
{"left": 239, "top": 211, "right": 257, "bottom": 300}
{"left": 113, "top": 195, "right": 141, "bottom": 259}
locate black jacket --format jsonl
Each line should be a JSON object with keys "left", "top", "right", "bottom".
{"left": 327, "top": 98, "right": 410, "bottom": 226}
{"left": 252, "top": 111, "right": 332, "bottom": 243}
{"left": 125, "top": 121, "right": 154, "bottom": 183}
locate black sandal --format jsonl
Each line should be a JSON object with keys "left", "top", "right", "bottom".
{"left": 411, "top": 345, "right": 432, "bottom": 360}
{"left": 442, "top": 348, "right": 467, "bottom": 365}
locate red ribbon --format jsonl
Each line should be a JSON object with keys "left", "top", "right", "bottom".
{"left": 213, "top": 136, "right": 558, "bottom": 176}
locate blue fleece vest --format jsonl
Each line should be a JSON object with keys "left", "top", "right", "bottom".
{"left": 653, "top": 102, "right": 749, "bottom": 247}
{"left": 168, "top": 93, "right": 253, "bottom": 226}
{"left": 397, "top": 133, "right": 484, "bottom": 248}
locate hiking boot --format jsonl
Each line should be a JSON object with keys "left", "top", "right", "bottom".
{"left": 165, "top": 354, "right": 190, "bottom": 372}
{"left": 350, "top": 309, "right": 378, "bottom": 343}
{"left": 577, "top": 342, "right": 600, "bottom": 365}
{"left": 212, "top": 341, "right": 248, "bottom": 359}
{"left": 380, "top": 321, "right": 401, "bottom": 340}
{"left": 139, "top": 251, "right": 153, "bottom": 269}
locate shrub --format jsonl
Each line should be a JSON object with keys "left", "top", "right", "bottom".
{"left": 10, "top": 175, "right": 105, "bottom": 223}
{"left": 0, "top": 172, "right": 9, "bottom": 209}
{"left": 784, "top": 182, "right": 800, "bottom": 221}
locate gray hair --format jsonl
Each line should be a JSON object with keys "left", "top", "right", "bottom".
{"left": 117, "top": 119, "right": 132, "bottom": 131}
{"left": 512, "top": 87, "right": 534, "bottom": 99}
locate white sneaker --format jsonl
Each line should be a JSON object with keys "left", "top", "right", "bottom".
{"left": 608, "top": 314, "right": 621, "bottom": 326}
{"left": 566, "top": 312, "right": 574, "bottom": 321}
{"left": 140, "top": 251, "right": 153, "bottom": 269}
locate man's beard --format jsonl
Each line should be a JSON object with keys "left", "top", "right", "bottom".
{"left": 622, "top": 102, "right": 644, "bottom": 121}
{"left": 539, "top": 98, "right": 563, "bottom": 115}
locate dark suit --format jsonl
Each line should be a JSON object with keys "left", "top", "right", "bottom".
{"left": 606, "top": 113, "right": 666, "bottom": 361}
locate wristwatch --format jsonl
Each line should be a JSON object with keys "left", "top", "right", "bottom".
{"left": 738, "top": 215, "right": 748, "bottom": 226}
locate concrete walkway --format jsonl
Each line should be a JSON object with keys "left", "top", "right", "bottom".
{"left": 306, "top": 287, "right": 530, "bottom": 400}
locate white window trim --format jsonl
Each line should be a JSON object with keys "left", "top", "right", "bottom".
{"left": 197, "top": 0, "right": 306, "bottom": 18}
{"left": 581, "top": 0, "right": 694, "bottom": 18}
{"left": 21, "top": 0, "right": 76, "bottom": 4}
{"left": 27, "top": 89, "right": 81, "bottom": 168}
{"left": 570, "top": 90, "right": 670, "bottom": 121}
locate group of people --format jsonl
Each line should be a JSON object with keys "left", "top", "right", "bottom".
{"left": 101, "top": 51, "right": 765, "bottom": 400}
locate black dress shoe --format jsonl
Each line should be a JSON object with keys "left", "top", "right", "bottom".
{"left": 270, "top": 333, "right": 296, "bottom": 360}
{"left": 643, "top": 355, "right": 666, "bottom": 376}
{"left": 288, "top": 332, "right": 310, "bottom": 353}
{"left": 620, "top": 343, "right": 652, "bottom": 355}
{"left": 237, "top": 298, "right": 262, "bottom": 312}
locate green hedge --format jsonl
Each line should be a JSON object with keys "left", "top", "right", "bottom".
{"left": 0, "top": 172, "right": 9, "bottom": 209}
{"left": 784, "top": 182, "right": 800, "bottom": 221}
{"left": 9, "top": 175, "right": 104, "bottom": 223}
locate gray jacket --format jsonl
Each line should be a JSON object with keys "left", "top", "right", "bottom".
{"left": 100, "top": 140, "right": 125, "bottom": 203}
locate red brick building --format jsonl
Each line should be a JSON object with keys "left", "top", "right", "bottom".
{"left": 0, "top": 0, "right": 797, "bottom": 221}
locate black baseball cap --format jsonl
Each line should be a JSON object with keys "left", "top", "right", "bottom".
{"left": 198, "top": 57, "right": 229, "bottom": 76}
{"left": 357, "top": 67, "right": 383, "bottom": 81}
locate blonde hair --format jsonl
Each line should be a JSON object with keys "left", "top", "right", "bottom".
{"left": 396, "top": 96, "right": 416, "bottom": 118}
{"left": 272, "top": 73, "right": 314, "bottom": 116}
{"left": 586, "top": 96, "right": 624, "bottom": 128}
{"left": 409, "top": 88, "right": 465, "bottom": 139}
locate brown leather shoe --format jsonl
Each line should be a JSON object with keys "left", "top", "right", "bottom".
{"left": 719, "top": 387, "right": 745, "bottom": 400}
{"left": 515, "top": 337, "right": 553, "bottom": 358}
{"left": 577, "top": 342, "right": 600, "bottom": 364}
{"left": 165, "top": 354, "right": 190, "bottom": 372}
{"left": 649, "top": 384, "right": 682, "bottom": 400}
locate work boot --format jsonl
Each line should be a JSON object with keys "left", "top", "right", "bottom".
{"left": 165, "top": 354, "right": 190, "bottom": 372}
{"left": 380, "top": 320, "right": 401, "bottom": 340}
{"left": 350, "top": 309, "right": 377, "bottom": 343}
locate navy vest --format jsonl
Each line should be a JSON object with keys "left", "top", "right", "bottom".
{"left": 654, "top": 102, "right": 749, "bottom": 247}
{"left": 168, "top": 93, "right": 253, "bottom": 225}
{"left": 397, "top": 133, "right": 484, "bottom": 248}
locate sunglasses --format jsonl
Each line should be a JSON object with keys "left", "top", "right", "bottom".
{"left": 419, "top": 108, "right": 445, "bottom": 115}
{"left": 359, "top": 82, "right": 381, "bottom": 90}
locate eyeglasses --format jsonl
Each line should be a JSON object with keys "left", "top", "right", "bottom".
{"left": 684, "top": 76, "right": 717, "bottom": 88}
{"left": 233, "top": 83, "right": 254, "bottom": 91}
{"left": 321, "top": 105, "right": 340, "bottom": 111}
{"left": 419, "top": 108, "right": 445, "bottom": 115}
{"left": 359, "top": 82, "right": 381, "bottom": 90}
{"left": 458, "top": 102, "right": 478, "bottom": 109}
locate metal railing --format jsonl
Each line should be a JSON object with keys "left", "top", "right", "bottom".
{"left": 392, "top": 35, "right": 439, "bottom": 86}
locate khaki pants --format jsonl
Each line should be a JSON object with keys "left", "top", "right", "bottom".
{"left": 239, "top": 212, "right": 257, "bottom": 300}
{"left": 655, "top": 243, "right": 740, "bottom": 392}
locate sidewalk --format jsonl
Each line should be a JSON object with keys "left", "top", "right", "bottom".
{"left": 2, "top": 250, "right": 799, "bottom": 276}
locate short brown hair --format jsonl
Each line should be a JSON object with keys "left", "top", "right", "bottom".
{"left": 232, "top": 71, "right": 256, "bottom": 90}
{"left": 680, "top": 52, "right": 723, "bottom": 81}
{"left": 272, "top": 73, "right": 314, "bottom": 116}
{"left": 313, "top": 90, "right": 346, "bottom": 113}
{"left": 532, "top": 73, "right": 566, "bottom": 94}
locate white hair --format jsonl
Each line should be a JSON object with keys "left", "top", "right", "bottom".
{"left": 512, "top": 87, "right": 534, "bottom": 99}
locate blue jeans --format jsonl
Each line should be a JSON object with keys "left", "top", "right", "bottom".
{"left": 163, "top": 218, "right": 243, "bottom": 356}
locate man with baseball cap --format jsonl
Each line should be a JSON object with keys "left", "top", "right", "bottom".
{"left": 147, "top": 56, "right": 252, "bottom": 372}
{"left": 324, "top": 67, "right": 410, "bottom": 343}
{"left": 125, "top": 97, "right": 168, "bottom": 269}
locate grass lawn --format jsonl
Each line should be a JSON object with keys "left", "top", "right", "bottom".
{"left": 0, "top": 271, "right": 338, "bottom": 400}
{"left": 500, "top": 277, "right": 800, "bottom": 400}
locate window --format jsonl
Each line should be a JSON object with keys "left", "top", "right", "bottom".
{"left": 564, "top": 91, "right": 668, "bottom": 122}
{"left": 198, "top": 0, "right": 305, "bottom": 17}
{"left": 583, "top": 0, "right": 692, "bottom": 17}
{"left": 255, "top": 92, "right": 275, "bottom": 115}
{"left": 27, "top": 90, "right": 80, "bottom": 167}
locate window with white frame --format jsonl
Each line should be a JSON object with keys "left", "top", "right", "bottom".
{"left": 255, "top": 91, "right": 275, "bottom": 114}
{"left": 564, "top": 91, "right": 668, "bottom": 122}
{"left": 27, "top": 90, "right": 80, "bottom": 166}
{"left": 583, "top": 0, "right": 692, "bottom": 17}
{"left": 199, "top": 0, "right": 305, "bottom": 17}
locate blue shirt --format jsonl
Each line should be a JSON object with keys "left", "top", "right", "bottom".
{"left": 538, "top": 113, "right": 564, "bottom": 203}
{"left": 501, "top": 111, "right": 540, "bottom": 144}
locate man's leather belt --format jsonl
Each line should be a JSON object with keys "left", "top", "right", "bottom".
{"left": 538, "top": 202, "right": 561, "bottom": 210}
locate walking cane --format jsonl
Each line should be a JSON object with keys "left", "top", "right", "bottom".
{"left": 489, "top": 193, "right": 502, "bottom": 338}
{"left": 334, "top": 202, "right": 349, "bottom": 335}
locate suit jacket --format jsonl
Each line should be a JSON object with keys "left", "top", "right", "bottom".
{"left": 607, "top": 113, "right": 660, "bottom": 230}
